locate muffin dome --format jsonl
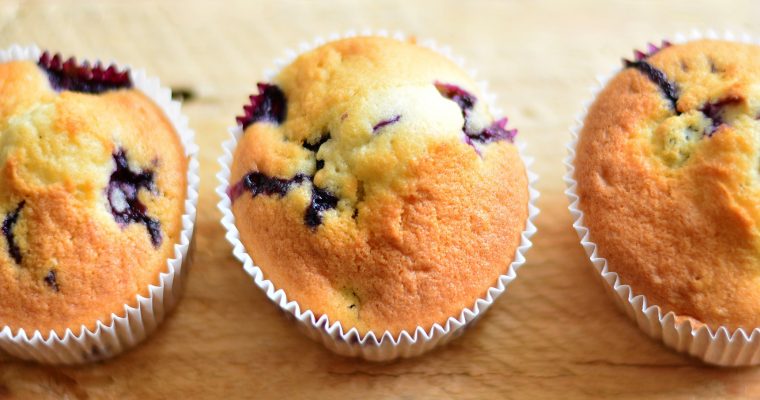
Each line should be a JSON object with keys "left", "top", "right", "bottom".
{"left": 0, "top": 53, "right": 187, "bottom": 334}
{"left": 575, "top": 39, "right": 760, "bottom": 330}
{"left": 229, "top": 36, "right": 529, "bottom": 335}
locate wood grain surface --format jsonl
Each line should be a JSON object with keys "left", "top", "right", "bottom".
{"left": 1, "top": 0, "right": 759, "bottom": 398}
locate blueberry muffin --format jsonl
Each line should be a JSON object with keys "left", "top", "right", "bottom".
{"left": 0, "top": 53, "right": 187, "bottom": 334}
{"left": 575, "top": 39, "right": 760, "bottom": 330}
{"left": 228, "top": 36, "right": 529, "bottom": 335}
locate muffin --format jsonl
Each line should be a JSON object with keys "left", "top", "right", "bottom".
{"left": 0, "top": 49, "right": 191, "bottom": 358}
{"left": 571, "top": 37, "right": 760, "bottom": 363}
{"left": 225, "top": 36, "right": 530, "bottom": 339}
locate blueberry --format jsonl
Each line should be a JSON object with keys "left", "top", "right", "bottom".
{"left": 2, "top": 201, "right": 25, "bottom": 264}
{"left": 631, "top": 41, "right": 672, "bottom": 61}
{"left": 624, "top": 60, "right": 679, "bottom": 110}
{"left": 236, "top": 83, "right": 287, "bottom": 130}
{"left": 700, "top": 97, "right": 742, "bottom": 136}
{"left": 228, "top": 172, "right": 306, "bottom": 202}
{"left": 304, "top": 185, "right": 339, "bottom": 229}
{"left": 434, "top": 81, "right": 476, "bottom": 111}
{"left": 44, "top": 270, "right": 59, "bottom": 292}
{"left": 470, "top": 117, "right": 517, "bottom": 144}
{"left": 107, "top": 149, "right": 162, "bottom": 247}
{"left": 228, "top": 171, "right": 338, "bottom": 230}
{"left": 372, "top": 114, "right": 401, "bottom": 133}
{"left": 435, "top": 81, "right": 517, "bottom": 149}
{"left": 304, "top": 133, "right": 330, "bottom": 172}
{"left": 37, "top": 52, "right": 131, "bottom": 94}
{"left": 303, "top": 133, "right": 330, "bottom": 153}
{"left": 622, "top": 41, "right": 678, "bottom": 110}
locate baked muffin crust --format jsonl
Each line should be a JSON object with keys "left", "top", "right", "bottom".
{"left": 0, "top": 55, "right": 187, "bottom": 334}
{"left": 230, "top": 37, "right": 529, "bottom": 335}
{"left": 576, "top": 40, "right": 760, "bottom": 330}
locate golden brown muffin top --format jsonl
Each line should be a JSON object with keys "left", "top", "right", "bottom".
{"left": 576, "top": 39, "right": 760, "bottom": 330}
{"left": 0, "top": 54, "right": 187, "bottom": 334}
{"left": 229, "top": 36, "right": 529, "bottom": 335}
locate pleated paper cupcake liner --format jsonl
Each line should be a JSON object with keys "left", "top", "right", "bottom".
{"left": 564, "top": 29, "right": 760, "bottom": 366}
{"left": 217, "top": 30, "right": 539, "bottom": 361}
{"left": 0, "top": 44, "right": 200, "bottom": 365}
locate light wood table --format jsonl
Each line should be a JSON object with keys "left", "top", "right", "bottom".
{"left": 1, "top": 0, "right": 759, "bottom": 398}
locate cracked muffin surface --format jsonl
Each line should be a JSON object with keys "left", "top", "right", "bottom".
{"left": 229, "top": 36, "right": 529, "bottom": 335}
{"left": 0, "top": 54, "right": 187, "bottom": 334}
{"left": 575, "top": 39, "right": 760, "bottom": 330}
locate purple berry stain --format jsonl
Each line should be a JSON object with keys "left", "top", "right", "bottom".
{"left": 623, "top": 41, "right": 745, "bottom": 139}
{"left": 303, "top": 133, "right": 330, "bottom": 153}
{"left": 37, "top": 51, "right": 132, "bottom": 94}
{"left": 236, "top": 83, "right": 287, "bottom": 130}
{"left": 228, "top": 171, "right": 338, "bottom": 230}
{"left": 623, "top": 41, "right": 679, "bottom": 112}
{"left": 304, "top": 133, "right": 330, "bottom": 172}
{"left": 435, "top": 81, "right": 517, "bottom": 150}
{"left": 434, "top": 82, "right": 476, "bottom": 111}
{"left": 44, "top": 270, "right": 59, "bottom": 292}
{"left": 227, "top": 172, "right": 307, "bottom": 202}
{"left": 302, "top": 133, "right": 338, "bottom": 226}
{"left": 372, "top": 114, "right": 401, "bottom": 133}
{"left": 631, "top": 41, "right": 672, "bottom": 61}
{"left": 624, "top": 60, "right": 679, "bottom": 111}
{"left": 107, "top": 149, "right": 162, "bottom": 247}
{"left": 304, "top": 185, "right": 339, "bottom": 228}
{"left": 478, "top": 118, "right": 518, "bottom": 144}
{"left": 2, "top": 201, "right": 25, "bottom": 264}
{"left": 700, "top": 96, "right": 742, "bottom": 136}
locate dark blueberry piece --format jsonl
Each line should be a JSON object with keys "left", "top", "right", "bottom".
{"left": 145, "top": 219, "right": 162, "bottom": 248}
{"left": 372, "top": 114, "right": 401, "bottom": 133}
{"left": 37, "top": 51, "right": 131, "bottom": 94}
{"left": 107, "top": 149, "right": 162, "bottom": 247}
{"left": 304, "top": 185, "right": 339, "bottom": 229}
{"left": 468, "top": 118, "right": 517, "bottom": 144}
{"left": 434, "top": 81, "right": 476, "bottom": 112}
{"left": 462, "top": 135, "right": 479, "bottom": 154}
{"left": 44, "top": 270, "right": 59, "bottom": 292}
{"left": 229, "top": 170, "right": 338, "bottom": 230}
{"left": 630, "top": 41, "right": 672, "bottom": 61}
{"left": 228, "top": 172, "right": 307, "bottom": 201}
{"left": 304, "top": 133, "right": 330, "bottom": 172}
{"left": 250, "top": 172, "right": 306, "bottom": 197}
{"left": 236, "top": 83, "right": 287, "bottom": 130}
{"left": 303, "top": 133, "right": 330, "bottom": 153}
{"left": 2, "top": 201, "right": 25, "bottom": 264}
{"left": 435, "top": 80, "right": 517, "bottom": 151}
{"left": 700, "top": 96, "right": 742, "bottom": 136}
{"left": 624, "top": 60, "right": 679, "bottom": 110}
{"left": 633, "top": 50, "right": 648, "bottom": 61}
{"left": 226, "top": 180, "right": 248, "bottom": 203}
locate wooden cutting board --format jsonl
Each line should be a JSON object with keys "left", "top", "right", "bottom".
{"left": 1, "top": 0, "right": 759, "bottom": 398}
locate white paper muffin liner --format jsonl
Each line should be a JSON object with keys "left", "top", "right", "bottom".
{"left": 565, "top": 29, "right": 760, "bottom": 366}
{"left": 0, "top": 45, "right": 200, "bottom": 364}
{"left": 217, "top": 30, "right": 539, "bottom": 361}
